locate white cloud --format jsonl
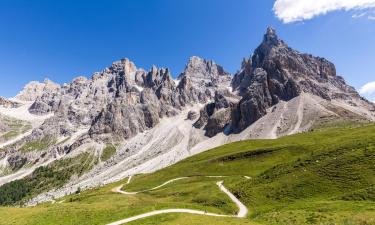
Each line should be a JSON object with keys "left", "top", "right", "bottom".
{"left": 359, "top": 81, "right": 375, "bottom": 102}
{"left": 352, "top": 12, "right": 367, "bottom": 18}
{"left": 273, "top": 0, "right": 375, "bottom": 23}
{"left": 368, "top": 15, "right": 375, "bottom": 19}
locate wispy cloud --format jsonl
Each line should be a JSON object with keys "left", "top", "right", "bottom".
{"left": 368, "top": 15, "right": 375, "bottom": 19}
{"left": 352, "top": 12, "right": 367, "bottom": 18}
{"left": 359, "top": 81, "right": 375, "bottom": 102}
{"left": 274, "top": 0, "right": 375, "bottom": 23}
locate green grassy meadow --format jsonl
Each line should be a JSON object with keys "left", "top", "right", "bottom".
{"left": 1, "top": 124, "right": 375, "bottom": 224}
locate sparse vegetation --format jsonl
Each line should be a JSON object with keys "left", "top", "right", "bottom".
{"left": 0, "top": 115, "right": 31, "bottom": 143}
{"left": 57, "top": 137, "right": 70, "bottom": 145}
{"left": 18, "top": 138, "right": 56, "bottom": 153}
{"left": 0, "top": 152, "right": 98, "bottom": 205}
{"left": 100, "top": 144, "right": 117, "bottom": 162}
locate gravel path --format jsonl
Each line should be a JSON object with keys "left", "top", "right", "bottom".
{"left": 107, "top": 176, "right": 249, "bottom": 225}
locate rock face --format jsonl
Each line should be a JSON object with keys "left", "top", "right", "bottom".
{"left": 187, "top": 110, "right": 198, "bottom": 120}
{"left": 178, "top": 56, "right": 232, "bottom": 97}
{"left": 15, "top": 80, "right": 60, "bottom": 102}
{"left": 175, "top": 56, "right": 232, "bottom": 105}
{"left": 194, "top": 90, "right": 240, "bottom": 137}
{"left": 0, "top": 97, "right": 19, "bottom": 108}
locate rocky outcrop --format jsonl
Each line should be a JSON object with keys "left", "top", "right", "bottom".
{"left": 0, "top": 97, "right": 19, "bottom": 108}
{"left": 187, "top": 111, "right": 198, "bottom": 120}
{"left": 15, "top": 79, "right": 60, "bottom": 102}
{"left": 194, "top": 90, "right": 240, "bottom": 137}
{"left": 233, "top": 27, "right": 360, "bottom": 101}
{"left": 89, "top": 89, "right": 161, "bottom": 141}
{"left": 177, "top": 56, "right": 232, "bottom": 103}
{"left": 88, "top": 65, "right": 182, "bottom": 141}
{"left": 0, "top": 121, "right": 8, "bottom": 133}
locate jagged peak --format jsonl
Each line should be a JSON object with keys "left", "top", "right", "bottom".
{"left": 14, "top": 78, "right": 60, "bottom": 101}
{"left": 71, "top": 76, "right": 89, "bottom": 84}
{"left": 111, "top": 58, "right": 137, "bottom": 75}
{"left": 150, "top": 65, "right": 158, "bottom": 74}
{"left": 241, "top": 57, "right": 252, "bottom": 69}
{"left": 266, "top": 26, "right": 276, "bottom": 36}
{"left": 19, "top": 79, "right": 59, "bottom": 87}
{"left": 183, "top": 56, "right": 227, "bottom": 74}
{"left": 112, "top": 57, "right": 135, "bottom": 66}
{"left": 186, "top": 56, "right": 222, "bottom": 69}
{"left": 149, "top": 65, "right": 170, "bottom": 75}
{"left": 261, "top": 26, "right": 284, "bottom": 48}
{"left": 20, "top": 79, "right": 59, "bottom": 90}
{"left": 188, "top": 56, "right": 206, "bottom": 65}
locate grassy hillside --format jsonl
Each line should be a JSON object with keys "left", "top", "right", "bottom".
{"left": 124, "top": 124, "right": 375, "bottom": 224}
{"left": 1, "top": 124, "right": 375, "bottom": 224}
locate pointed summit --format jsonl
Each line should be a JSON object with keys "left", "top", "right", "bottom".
{"left": 188, "top": 56, "right": 205, "bottom": 64}
{"left": 111, "top": 58, "right": 137, "bottom": 76}
{"left": 266, "top": 26, "right": 276, "bottom": 35}
{"left": 262, "top": 26, "right": 282, "bottom": 47}
{"left": 179, "top": 56, "right": 230, "bottom": 82}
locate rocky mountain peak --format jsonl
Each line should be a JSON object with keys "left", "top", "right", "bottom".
{"left": 15, "top": 81, "right": 45, "bottom": 101}
{"left": 241, "top": 57, "right": 251, "bottom": 70}
{"left": 262, "top": 26, "right": 284, "bottom": 48}
{"left": 266, "top": 26, "right": 276, "bottom": 35}
{"left": 183, "top": 56, "right": 227, "bottom": 78}
{"left": 71, "top": 76, "right": 88, "bottom": 84}
{"left": 141, "top": 66, "right": 172, "bottom": 88}
{"left": 178, "top": 56, "right": 231, "bottom": 91}
{"left": 250, "top": 28, "right": 339, "bottom": 91}
{"left": 15, "top": 79, "right": 60, "bottom": 102}
{"left": 150, "top": 65, "right": 160, "bottom": 76}
{"left": 187, "top": 56, "right": 206, "bottom": 68}
{"left": 109, "top": 58, "right": 138, "bottom": 82}
{"left": 225, "top": 27, "right": 374, "bottom": 135}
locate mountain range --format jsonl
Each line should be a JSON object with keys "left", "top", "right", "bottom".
{"left": 0, "top": 27, "right": 374, "bottom": 206}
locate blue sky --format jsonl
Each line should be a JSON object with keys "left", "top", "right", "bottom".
{"left": 0, "top": 0, "right": 374, "bottom": 100}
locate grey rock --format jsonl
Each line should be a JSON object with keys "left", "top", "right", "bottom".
{"left": 187, "top": 111, "right": 198, "bottom": 120}
{"left": 194, "top": 91, "right": 239, "bottom": 137}
{"left": 0, "top": 97, "right": 20, "bottom": 108}
{"left": 7, "top": 155, "right": 27, "bottom": 171}
{"left": 17, "top": 79, "right": 60, "bottom": 103}
{"left": 177, "top": 56, "right": 232, "bottom": 103}
{"left": 228, "top": 27, "right": 370, "bottom": 133}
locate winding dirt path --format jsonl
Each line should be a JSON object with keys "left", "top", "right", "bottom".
{"left": 107, "top": 176, "right": 248, "bottom": 225}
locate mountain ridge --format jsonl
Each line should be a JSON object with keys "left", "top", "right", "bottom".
{"left": 0, "top": 27, "right": 374, "bottom": 205}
